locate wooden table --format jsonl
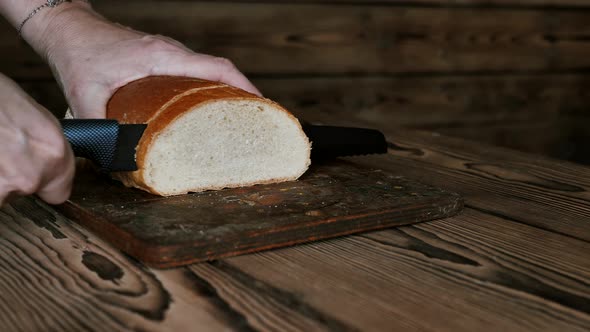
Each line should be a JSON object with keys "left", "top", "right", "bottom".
{"left": 1, "top": 128, "right": 588, "bottom": 332}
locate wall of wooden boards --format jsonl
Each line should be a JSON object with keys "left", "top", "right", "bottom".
{"left": 1, "top": 0, "right": 589, "bottom": 163}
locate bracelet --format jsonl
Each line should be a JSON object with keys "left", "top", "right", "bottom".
{"left": 17, "top": 0, "right": 72, "bottom": 37}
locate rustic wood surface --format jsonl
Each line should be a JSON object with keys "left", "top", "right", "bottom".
{"left": 0, "top": 128, "right": 588, "bottom": 331}
{"left": 0, "top": 1, "right": 588, "bottom": 329}
{"left": 5, "top": 3, "right": 590, "bottom": 78}
{"left": 55, "top": 162, "right": 462, "bottom": 268}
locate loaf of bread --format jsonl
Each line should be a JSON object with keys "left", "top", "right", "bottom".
{"left": 107, "top": 76, "right": 311, "bottom": 196}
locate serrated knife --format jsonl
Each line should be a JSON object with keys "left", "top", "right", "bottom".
{"left": 60, "top": 119, "right": 387, "bottom": 172}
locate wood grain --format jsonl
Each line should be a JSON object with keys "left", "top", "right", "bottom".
{"left": 0, "top": 1, "right": 589, "bottom": 330}
{"left": 2, "top": 200, "right": 588, "bottom": 331}
{"left": 432, "top": 116, "right": 590, "bottom": 164}
{"left": 206, "top": 207, "right": 590, "bottom": 331}
{"left": 0, "top": 197, "right": 238, "bottom": 332}
{"left": 342, "top": 129, "right": 590, "bottom": 241}
{"left": 3, "top": 3, "right": 590, "bottom": 79}
{"left": 256, "top": 75, "right": 590, "bottom": 128}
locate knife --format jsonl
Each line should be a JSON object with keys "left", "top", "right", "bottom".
{"left": 60, "top": 119, "right": 387, "bottom": 172}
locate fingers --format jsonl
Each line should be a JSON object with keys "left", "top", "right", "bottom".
{"left": 0, "top": 173, "right": 73, "bottom": 207}
{"left": 164, "top": 54, "right": 262, "bottom": 96}
{"left": 66, "top": 80, "right": 112, "bottom": 119}
{"left": 0, "top": 121, "right": 75, "bottom": 206}
{"left": 37, "top": 174, "right": 74, "bottom": 205}
{"left": 192, "top": 56, "right": 262, "bottom": 96}
{"left": 145, "top": 36, "right": 262, "bottom": 96}
{"left": 2, "top": 137, "right": 75, "bottom": 206}
{"left": 0, "top": 74, "right": 75, "bottom": 206}
{"left": 36, "top": 140, "right": 76, "bottom": 205}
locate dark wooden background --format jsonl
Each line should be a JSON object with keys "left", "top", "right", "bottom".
{"left": 1, "top": 0, "right": 589, "bottom": 163}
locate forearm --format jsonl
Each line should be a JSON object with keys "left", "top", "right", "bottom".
{"left": 0, "top": 0, "right": 41, "bottom": 28}
{"left": 0, "top": 0, "right": 111, "bottom": 61}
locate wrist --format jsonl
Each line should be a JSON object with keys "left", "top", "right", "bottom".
{"left": 21, "top": 0, "right": 96, "bottom": 61}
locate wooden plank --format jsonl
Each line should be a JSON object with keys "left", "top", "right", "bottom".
{"left": 3, "top": 188, "right": 587, "bottom": 331}
{"left": 3, "top": 3, "right": 590, "bottom": 78}
{"left": 56, "top": 162, "right": 462, "bottom": 268}
{"left": 0, "top": 198, "right": 587, "bottom": 332}
{"left": 198, "top": 207, "right": 590, "bottom": 331}
{"left": 0, "top": 198, "right": 237, "bottom": 331}
{"left": 434, "top": 117, "right": 590, "bottom": 165}
{"left": 254, "top": 75, "right": 590, "bottom": 128}
{"left": 343, "top": 129, "right": 590, "bottom": 241}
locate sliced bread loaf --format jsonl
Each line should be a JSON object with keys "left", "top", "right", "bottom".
{"left": 107, "top": 76, "right": 311, "bottom": 196}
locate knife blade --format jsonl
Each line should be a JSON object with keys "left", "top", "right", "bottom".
{"left": 301, "top": 123, "right": 387, "bottom": 160}
{"left": 60, "top": 119, "right": 387, "bottom": 172}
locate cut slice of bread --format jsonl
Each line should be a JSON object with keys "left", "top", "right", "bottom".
{"left": 107, "top": 76, "right": 311, "bottom": 196}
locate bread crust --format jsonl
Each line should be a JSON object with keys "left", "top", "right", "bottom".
{"left": 107, "top": 76, "right": 311, "bottom": 195}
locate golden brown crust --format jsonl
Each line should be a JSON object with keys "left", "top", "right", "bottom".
{"left": 107, "top": 76, "right": 310, "bottom": 196}
{"left": 107, "top": 76, "right": 221, "bottom": 123}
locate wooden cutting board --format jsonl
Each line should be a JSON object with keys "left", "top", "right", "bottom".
{"left": 55, "top": 161, "right": 463, "bottom": 268}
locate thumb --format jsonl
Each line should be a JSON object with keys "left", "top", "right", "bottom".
{"left": 66, "top": 83, "right": 112, "bottom": 119}
{"left": 37, "top": 146, "right": 75, "bottom": 205}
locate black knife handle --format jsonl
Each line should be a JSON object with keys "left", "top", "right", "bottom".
{"left": 60, "top": 119, "right": 119, "bottom": 172}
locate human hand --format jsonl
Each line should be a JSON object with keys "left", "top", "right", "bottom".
{"left": 0, "top": 74, "right": 75, "bottom": 206}
{"left": 37, "top": 3, "right": 260, "bottom": 119}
